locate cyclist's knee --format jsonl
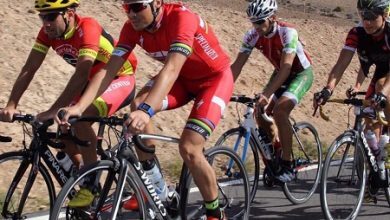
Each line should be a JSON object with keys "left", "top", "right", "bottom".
{"left": 179, "top": 130, "right": 206, "bottom": 167}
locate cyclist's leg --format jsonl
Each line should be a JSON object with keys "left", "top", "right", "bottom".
{"left": 69, "top": 75, "right": 136, "bottom": 207}
{"left": 275, "top": 67, "right": 313, "bottom": 182}
{"left": 180, "top": 68, "right": 233, "bottom": 219}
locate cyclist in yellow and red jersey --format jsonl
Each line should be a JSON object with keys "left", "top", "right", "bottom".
{"left": 0, "top": 0, "right": 137, "bottom": 207}
{"left": 231, "top": 0, "right": 314, "bottom": 183}
{"left": 58, "top": 0, "right": 233, "bottom": 219}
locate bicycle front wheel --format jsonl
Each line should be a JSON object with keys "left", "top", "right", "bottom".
{"left": 0, "top": 151, "right": 55, "bottom": 219}
{"left": 283, "top": 121, "right": 322, "bottom": 204}
{"left": 385, "top": 170, "right": 390, "bottom": 207}
{"left": 214, "top": 127, "right": 260, "bottom": 202}
{"left": 180, "top": 146, "right": 250, "bottom": 220}
{"left": 50, "top": 160, "right": 146, "bottom": 220}
{"left": 320, "top": 131, "right": 366, "bottom": 220}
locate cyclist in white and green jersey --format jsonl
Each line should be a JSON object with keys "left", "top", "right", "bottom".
{"left": 231, "top": 0, "right": 313, "bottom": 183}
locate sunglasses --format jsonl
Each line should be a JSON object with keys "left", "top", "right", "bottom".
{"left": 39, "top": 11, "right": 63, "bottom": 22}
{"left": 122, "top": 3, "right": 149, "bottom": 14}
{"left": 252, "top": 19, "right": 267, "bottom": 25}
{"left": 358, "top": 9, "right": 381, "bottom": 21}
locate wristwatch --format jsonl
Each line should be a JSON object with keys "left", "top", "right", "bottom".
{"left": 137, "top": 102, "right": 155, "bottom": 118}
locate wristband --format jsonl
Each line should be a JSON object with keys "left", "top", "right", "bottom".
{"left": 137, "top": 102, "right": 155, "bottom": 118}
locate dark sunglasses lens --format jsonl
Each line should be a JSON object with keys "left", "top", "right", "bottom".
{"left": 254, "top": 19, "right": 266, "bottom": 25}
{"left": 122, "top": 3, "right": 147, "bottom": 13}
{"left": 360, "top": 10, "right": 379, "bottom": 20}
{"left": 39, "top": 13, "right": 60, "bottom": 22}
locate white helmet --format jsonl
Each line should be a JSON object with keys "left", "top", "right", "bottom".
{"left": 247, "top": 0, "right": 278, "bottom": 23}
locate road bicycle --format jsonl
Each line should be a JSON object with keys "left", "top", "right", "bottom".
{"left": 320, "top": 96, "right": 390, "bottom": 220}
{"left": 0, "top": 113, "right": 123, "bottom": 219}
{"left": 50, "top": 115, "right": 251, "bottom": 220}
{"left": 215, "top": 94, "right": 322, "bottom": 204}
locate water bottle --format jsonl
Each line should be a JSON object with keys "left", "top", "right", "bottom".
{"left": 144, "top": 162, "right": 168, "bottom": 201}
{"left": 365, "top": 130, "right": 380, "bottom": 156}
{"left": 377, "top": 135, "right": 389, "bottom": 180}
{"left": 257, "top": 128, "right": 273, "bottom": 160}
{"left": 56, "top": 151, "right": 73, "bottom": 172}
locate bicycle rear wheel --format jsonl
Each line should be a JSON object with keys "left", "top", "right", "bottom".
{"left": 320, "top": 131, "right": 366, "bottom": 220}
{"left": 283, "top": 121, "right": 322, "bottom": 204}
{"left": 180, "top": 146, "right": 250, "bottom": 220}
{"left": 0, "top": 151, "right": 55, "bottom": 219}
{"left": 50, "top": 160, "right": 146, "bottom": 220}
{"left": 214, "top": 127, "right": 260, "bottom": 202}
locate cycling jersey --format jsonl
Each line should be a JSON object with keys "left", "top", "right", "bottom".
{"left": 344, "top": 22, "right": 390, "bottom": 81}
{"left": 113, "top": 3, "right": 230, "bottom": 80}
{"left": 113, "top": 3, "right": 233, "bottom": 138}
{"left": 240, "top": 21, "right": 312, "bottom": 74}
{"left": 33, "top": 14, "right": 137, "bottom": 79}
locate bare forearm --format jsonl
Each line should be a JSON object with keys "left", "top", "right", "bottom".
{"left": 7, "top": 69, "right": 35, "bottom": 108}
{"left": 50, "top": 75, "right": 88, "bottom": 110}
{"left": 263, "top": 65, "right": 291, "bottom": 97}
{"left": 74, "top": 69, "right": 114, "bottom": 112}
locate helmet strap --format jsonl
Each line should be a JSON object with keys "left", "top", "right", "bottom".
{"left": 264, "top": 19, "right": 277, "bottom": 38}
{"left": 145, "top": 2, "right": 162, "bottom": 31}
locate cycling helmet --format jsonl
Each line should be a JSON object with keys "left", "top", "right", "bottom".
{"left": 247, "top": 0, "right": 278, "bottom": 23}
{"left": 357, "top": 0, "right": 390, "bottom": 12}
{"left": 35, "top": 0, "right": 80, "bottom": 12}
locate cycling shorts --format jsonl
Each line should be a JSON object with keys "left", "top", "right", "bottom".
{"left": 73, "top": 75, "right": 136, "bottom": 117}
{"left": 269, "top": 67, "right": 313, "bottom": 104}
{"left": 144, "top": 67, "right": 234, "bottom": 139}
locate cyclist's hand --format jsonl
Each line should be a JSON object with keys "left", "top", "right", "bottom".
{"left": 0, "top": 106, "right": 17, "bottom": 122}
{"left": 346, "top": 87, "right": 358, "bottom": 98}
{"left": 36, "top": 109, "right": 57, "bottom": 122}
{"left": 255, "top": 93, "right": 269, "bottom": 118}
{"left": 371, "top": 92, "right": 387, "bottom": 109}
{"left": 55, "top": 106, "right": 82, "bottom": 127}
{"left": 313, "top": 87, "right": 332, "bottom": 109}
{"left": 126, "top": 110, "right": 150, "bottom": 134}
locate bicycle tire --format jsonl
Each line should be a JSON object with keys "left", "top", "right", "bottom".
{"left": 50, "top": 160, "right": 147, "bottom": 220}
{"left": 385, "top": 171, "right": 390, "bottom": 207}
{"left": 0, "top": 151, "right": 56, "bottom": 219}
{"left": 283, "top": 121, "right": 322, "bottom": 204}
{"left": 320, "top": 131, "right": 366, "bottom": 220}
{"left": 214, "top": 127, "right": 260, "bottom": 203}
{"left": 180, "top": 146, "right": 250, "bottom": 220}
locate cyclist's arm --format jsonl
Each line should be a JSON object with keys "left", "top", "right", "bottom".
{"left": 231, "top": 52, "right": 250, "bottom": 82}
{"left": 353, "top": 67, "right": 365, "bottom": 91}
{"left": 262, "top": 52, "right": 295, "bottom": 98}
{"left": 143, "top": 52, "right": 187, "bottom": 110}
{"left": 325, "top": 49, "right": 355, "bottom": 90}
{"left": 72, "top": 55, "right": 126, "bottom": 113}
{"left": 6, "top": 49, "right": 46, "bottom": 109}
{"left": 49, "top": 56, "right": 94, "bottom": 110}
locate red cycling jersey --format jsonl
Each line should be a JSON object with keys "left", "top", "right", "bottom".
{"left": 113, "top": 3, "right": 233, "bottom": 137}
{"left": 32, "top": 15, "right": 137, "bottom": 116}
{"left": 33, "top": 14, "right": 137, "bottom": 79}
{"left": 113, "top": 3, "right": 230, "bottom": 80}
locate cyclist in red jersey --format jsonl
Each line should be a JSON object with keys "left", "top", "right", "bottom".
{"left": 231, "top": 0, "right": 313, "bottom": 183}
{"left": 0, "top": 0, "right": 137, "bottom": 207}
{"left": 57, "top": 0, "right": 233, "bottom": 219}
{"left": 314, "top": 0, "right": 390, "bottom": 142}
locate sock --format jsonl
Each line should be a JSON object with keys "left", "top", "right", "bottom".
{"left": 205, "top": 197, "right": 221, "bottom": 218}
